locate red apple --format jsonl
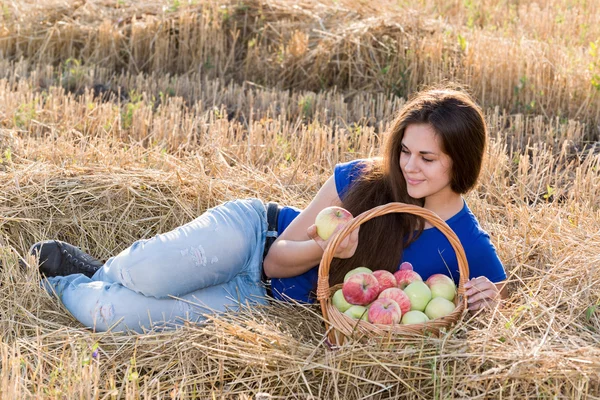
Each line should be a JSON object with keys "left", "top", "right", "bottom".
{"left": 314, "top": 206, "right": 353, "bottom": 240}
{"left": 424, "top": 297, "right": 456, "bottom": 320}
{"left": 343, "top": 266, "right": 373, "bottom": 283}
{"left": 403, "top": 281, "right": 432, "bottom": 311}
{"left": 425, "top": 274, "right": 456, "bottom": 301}
{"left": 372, "top": 270, "right": 397, "bottom": 292}
{"left": 378, "top": 287, "right": 411, "bottom": 315}
{"left": 399, "top": 261, "right": 414, "bottom": 271}
{"left": 368, "top": 298, "right": 402, "bottom": 325}
{"left": 342, "top": 273, "right": 380, "bottom": 306}
{"left": 394, "top": 269, "right": 423, "bottom": 290}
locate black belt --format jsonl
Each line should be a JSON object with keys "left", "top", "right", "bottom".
{"left": 262, "top": 202, "right": 281, "bottom": 297}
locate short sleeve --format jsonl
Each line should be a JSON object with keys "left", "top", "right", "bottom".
{"left": 465, "top": 233, "right": 507, "bottom": 283}
{"left": 334, "top": 159, "right": 370, "bottom": 200}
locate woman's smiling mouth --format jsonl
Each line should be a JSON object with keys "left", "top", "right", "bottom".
{"left": 405, "top": 177, "right": 424, "bottom": 185}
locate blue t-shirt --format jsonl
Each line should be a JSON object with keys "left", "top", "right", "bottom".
{"left": 269, "top": 159, "right": 506, "bottom": 302}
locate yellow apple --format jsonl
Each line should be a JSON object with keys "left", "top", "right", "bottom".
{"left": 314, "top": 206, "right": 353, "bottom": 240}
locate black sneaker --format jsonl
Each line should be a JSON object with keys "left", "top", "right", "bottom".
{"left": 30, "top": 240, "right": 103, "bottom": 278}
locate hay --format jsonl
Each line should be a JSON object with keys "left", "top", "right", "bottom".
{"left": 0, "top": 80, "right": 599, "bottom": 397}
{"left": 0, "top": 0, "right": 599, "bottom": 398}
{"left": 1, "top": 0, "right": 599, "bottom": 133}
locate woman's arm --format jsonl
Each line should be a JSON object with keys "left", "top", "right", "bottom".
{"left": 263, "top": 175, "right": 359, "bottom": 279}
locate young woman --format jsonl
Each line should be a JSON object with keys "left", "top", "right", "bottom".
{"left": 31, "top": 87, "right": 507, "bottom": 333}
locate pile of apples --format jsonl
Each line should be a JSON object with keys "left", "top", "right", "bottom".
{"left": 314, "top": 205, "right": 457, "bottom": 325}
{"left": 331, "top": 262, "right": 457, "bottom": 325}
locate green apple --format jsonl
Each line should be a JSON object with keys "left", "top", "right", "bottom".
{"left": 331, "top": 289, "right": 352, "bottom": 312}
{"left": 344, "top": 305, "right": 369, "bottom": 321}
{"left": 343, "top": 267, "right": 373, "bottom": 283}
{"left": 403, "top": 281, "right": 432, "bottom": 312}
{"left": 424, "top": 297, "right": 456, "bottom": 320}
{"left": 425, "top": 273, "right": 456, "bottom": 301}
{"left": 401, "top": 310, "right": 430, "bottom": 325}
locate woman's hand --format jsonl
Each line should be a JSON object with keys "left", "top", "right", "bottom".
{"left": 307, "top": 223, "right": 359, "bottom": 259}
{"left": 464, "top": 276, "right": 504, "bottom": 311}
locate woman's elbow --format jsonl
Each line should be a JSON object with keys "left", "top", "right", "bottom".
{"left": 262, "top": 252, "right": 278, "bottom": 279}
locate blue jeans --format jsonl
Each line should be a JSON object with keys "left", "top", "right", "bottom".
{"left": 43, "top": 198, "right": 269, "bottom": 333}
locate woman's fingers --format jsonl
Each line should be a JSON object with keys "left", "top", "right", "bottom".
{"left": 307, "top": 224, "right": 318, "bottom": 239}
{"left": 338, "top": 233, "right": 352, "bottom": 255}
{"left": 307, "top": 224, "right": 327, "bottom": 251}
{"left": 330, "top": 225, "right": 359, "bottom": 258}
{"left": 466, "top": 288, "right": 498, "bottom": 305}
{"left": 465, "top": 282, "right": 495, "bottom": 297}
{"left": 464, "top": 276, "right": 490, "bottom": 290}
{"left": 464, "top": 276, "right": 499, "bottom": 311}
{"left": 468, "top": 298, "right": 497, "bottom": 311}
{"left": 308, "top": 222, "right": 359, "bottom": 259}
{"left": 350, "top": 225, "right": 360, "bottom": 243}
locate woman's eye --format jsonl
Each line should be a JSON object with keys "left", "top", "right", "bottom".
{"left": 423, "top": 158, "right": 433, "bottom": 163}
{"left": 401, "top": 149, "right": 410, "bottom": 154}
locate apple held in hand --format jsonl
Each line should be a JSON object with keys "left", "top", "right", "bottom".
{"left": 315, "top": 206, "right": 353, "bottom": 240}
{"left": 424, "top": 297, "right": 456, "bottom": 320}
{"left": 332, "top": 289, "right": 352, "bottom": 312}
{"left": 372, "top": 270, "right": 397, "bottom": 291}
{"left": 425, "top": 274, "right": 456, "bottom": 301}
{"left": 403, "top": 281, "right": 432, "bottom": 312}
{"left": 378, "top": 287, "right": 411, "bottom": 315}
{"left": 394, "top": 269, "right": 423, "bottom": 290}
{"left": 344, "top": 305, "right": 369, "bottom": 321}
{"left": 401, "top": 310, "right": 430, "bottom": 325}
{"left": 343, "top": 266, "right": 373, "bottom": 283}
{"left": 368, "top": 298, "right": 402, "bottom": 325}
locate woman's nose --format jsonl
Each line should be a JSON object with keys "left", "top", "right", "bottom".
{"left": 404, "top": 155, "right": 419, "bottom": 172}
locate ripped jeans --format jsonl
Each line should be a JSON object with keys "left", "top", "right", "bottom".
{"left": 43, "top": 198, "right": 269, "bottom": 333}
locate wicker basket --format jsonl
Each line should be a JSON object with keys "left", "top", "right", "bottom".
{"left": 316, "top": 202, "right": 470, "bottom": 345}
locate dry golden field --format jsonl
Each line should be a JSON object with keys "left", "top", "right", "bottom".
{"left": 0, "top": 0, "right": 599, "bottom": 398}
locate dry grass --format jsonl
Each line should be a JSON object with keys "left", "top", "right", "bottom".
{"left": 0, "top": 0, "right": 600, "bottom": 399}
{"left": 1, "top": 0, "right": 600, "bottom": 133}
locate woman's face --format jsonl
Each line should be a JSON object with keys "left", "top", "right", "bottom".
{"left": 399, "top": 123, "right": 455, "bottom": 201}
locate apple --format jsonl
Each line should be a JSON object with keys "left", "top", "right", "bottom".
{"left": 425, "top": 274, "right": 456, "bottom": 301}
{"left": 378, "top": 287, "right": 411, "bottom": 315}
{"left": 403, "top": 281, "right": 432, "bottom": 311}
{"left": 424, "top": 297, "right": 456, "bottom": 320}
{"left": 368, "top": 298, "right": 402, "bottom": 325}
{"left": 394, "top": 269, "right": 423, "bottom": 290}
{"left": 314, "top": 206, "right": 353, "bottom": 241}
{"left": 331, "top": 289, "right": 352, "bottom": 312}
{"left": 372, "top": 270, "right": 397, "bottom": 292}
{"left": 344, "top": 305, "right": 369, "bottom": 321}
{"left": 399, "top": 261, "right": 414, "bottom": 271}
{"left": 343, "top": 266, "right": 373, "bottom": 283}
{"left": 342, "top": 273, "right": 380, "bottom": 306}
{"left": 401, "top": 310, "right": 430, "bottom": 325}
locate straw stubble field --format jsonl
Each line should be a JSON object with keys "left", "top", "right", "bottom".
{"left": 0, "top": 0, "right": 599, "bottom": 399}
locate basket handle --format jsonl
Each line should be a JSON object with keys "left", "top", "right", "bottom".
{"left": 316, "top": 202, "right": 470, "bottom": 327}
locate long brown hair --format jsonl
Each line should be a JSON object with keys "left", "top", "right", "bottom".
{"left": 326, "top": 87, "right": 488, "bottom": 287}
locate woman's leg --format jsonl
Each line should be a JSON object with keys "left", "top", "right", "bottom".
{"left": 43, "top": 267, "right": 267, "bottom": 333}
{"left": 91, "top": 198, "right": 268, "bottom": 298}
{"left": 40, "top": 198, "right": 269, "bottom": 332}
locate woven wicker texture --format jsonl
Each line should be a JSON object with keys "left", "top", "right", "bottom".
{"left": 317, "top": 203, "right": 470, "bottom": 345}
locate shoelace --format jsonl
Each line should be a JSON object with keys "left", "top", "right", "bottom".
{"left": 61, "top": 248, "right": 99, "bottom": 273}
